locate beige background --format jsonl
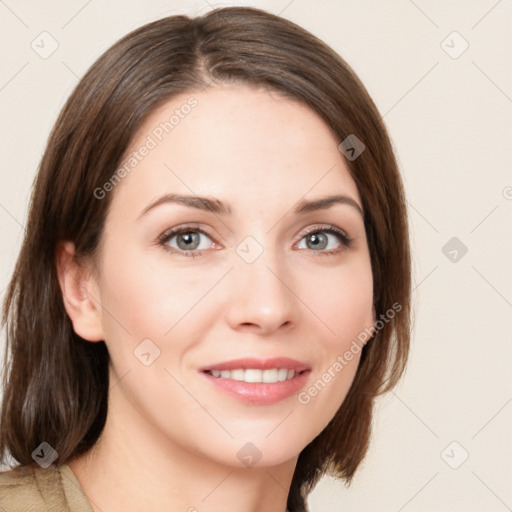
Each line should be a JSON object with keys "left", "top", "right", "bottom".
{"left": 1, "top": 1, "right": 511, "bottom": 510}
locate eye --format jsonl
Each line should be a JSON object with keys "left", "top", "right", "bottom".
{"left": 296, "top": 225, "right": 353, "bottom": 256}
{"left": 158, "top": 224, "right": 217, "bottom": 257}
{"left": 157, "top": 223, "right": 353, "bottom": 258}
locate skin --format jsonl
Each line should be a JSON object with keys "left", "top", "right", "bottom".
{"left": 58, "top": 84, "right": 375, "bottom": 512}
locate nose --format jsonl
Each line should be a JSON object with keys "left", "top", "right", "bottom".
{"left": 224, "top": 250, "right": 301, "bottom": 335}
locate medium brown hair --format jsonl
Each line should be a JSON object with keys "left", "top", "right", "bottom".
{"left": 0, "top": 6, "right": 411, "bottom": 511}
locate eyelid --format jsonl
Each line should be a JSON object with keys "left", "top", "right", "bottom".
{"left": 157, "top": 223, "right": 214, "bottom": 244}
{"left": 298, "top": 224, "right": 351, "bottom": 243}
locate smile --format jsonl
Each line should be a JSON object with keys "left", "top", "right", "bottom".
{"left": 199, "top": 357, "right": 312, "bottom": 405}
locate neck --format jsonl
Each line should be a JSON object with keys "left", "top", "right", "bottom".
{"left": 68, "top": 367, "right": 295, "bottom": 512}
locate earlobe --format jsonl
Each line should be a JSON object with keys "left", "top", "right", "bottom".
{"left": 56, "top": 241, "right": 105, "bottom": 342}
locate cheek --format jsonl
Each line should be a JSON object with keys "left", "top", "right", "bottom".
{"left": 96, "top": 246, "right": 226, "bottom": 366}
{"left": 311, "top": 258, "right": 374, "bottom": 347}
{"left": 295, "top": 258, "right": 373, "bottom": 420}
{"left": 100, "top": 248, "right": 182, "bottom": 329}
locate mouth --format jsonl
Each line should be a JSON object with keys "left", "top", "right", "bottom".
{"left": 199, "top": 357, "right": 311, "bottom": 405}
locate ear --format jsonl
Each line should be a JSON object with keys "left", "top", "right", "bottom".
{"left": 56, "top": 241, "right": 105, "bottom": 342}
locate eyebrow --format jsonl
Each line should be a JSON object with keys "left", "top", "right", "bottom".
{"left": 138, "top": 194, "right": 231, "bottom": 219}
{"left": 294, "top": 195, "right": 363, "bottom": 217}
{"left": 137, "top": 193, "right": 363, "bottom": 220}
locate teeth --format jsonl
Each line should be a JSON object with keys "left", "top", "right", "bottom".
{"left": 244, "top": 369, "right": 262, "bottom": 383}
{"left": 207, "top": 368, "right": 297, "bottom": 383}
{"left": 263, "top": 369, "right": 278, "bottom": 383}
{"left": 277, "top": 368, "right": 288, "bottom": 381}
{"left": 231, "top": 369, "right": 245, "bottom": 381}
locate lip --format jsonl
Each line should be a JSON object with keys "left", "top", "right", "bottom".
{"left": 198, "top": 357, "right": 312, "bottom": 405}
{"left": 198, "top": 357, "right": 311, "bottom": 373}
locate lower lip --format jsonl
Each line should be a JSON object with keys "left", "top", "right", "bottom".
{"left": 201, "top": 370, "right": 311, "bottom": 405}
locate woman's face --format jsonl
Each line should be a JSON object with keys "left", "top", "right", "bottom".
{"left": 88, "top": 84, "right": 375, "bottom": 467}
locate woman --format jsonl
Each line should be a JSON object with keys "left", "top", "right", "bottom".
{"left": 0, "top": 6, "right": 410, "bottom": 512}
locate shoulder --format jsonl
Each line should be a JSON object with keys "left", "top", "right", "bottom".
{"left": 0, "top": 463, "right": 68, "bottom": 512}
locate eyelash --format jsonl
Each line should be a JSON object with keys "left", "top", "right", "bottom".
{"left": 157, "top": 223, "right": 353, "bottom": 258}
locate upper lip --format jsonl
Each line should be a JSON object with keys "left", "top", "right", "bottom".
{"left": 199, "top": 357, "right": 311, "bottom": 373}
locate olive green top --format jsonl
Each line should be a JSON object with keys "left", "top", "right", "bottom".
{"left": 0, "top": 462, "right": 294, "bottom": 511}
{"left": 0, "top": 463, "right": 93, "bottom": 511}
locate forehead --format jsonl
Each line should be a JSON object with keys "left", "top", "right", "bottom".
{"left": 111, "top": 84, "right": 361, "bottom": 214}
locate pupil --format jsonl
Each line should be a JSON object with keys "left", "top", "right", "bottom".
{"left": 178, "top": 232, "right": 199, "bottom": 250}
{"left": 309, "top": 233, "right": 327, "bottom": 250}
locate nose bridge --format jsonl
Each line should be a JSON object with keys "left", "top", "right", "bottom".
{"left": 225, "top": 238, "right": 300, "bottom": 333}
